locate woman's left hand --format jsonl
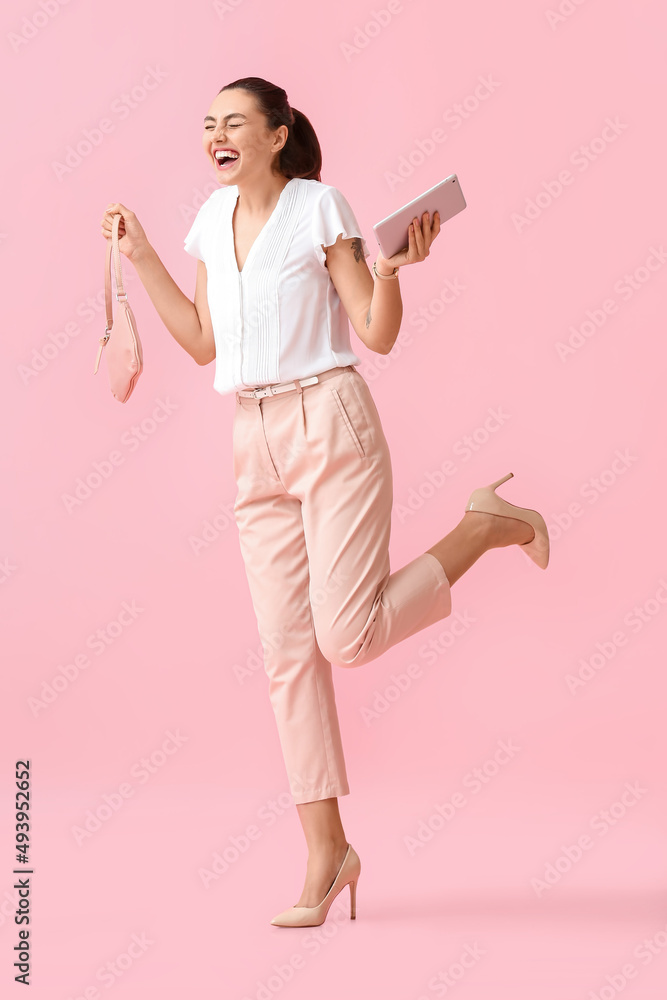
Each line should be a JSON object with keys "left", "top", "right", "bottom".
{"left": 376, "top": 210, "right": 441, "bottom": 273}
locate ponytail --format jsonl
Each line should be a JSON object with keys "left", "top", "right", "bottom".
{"left": 280, "top": 106, "right": 321, "bottom": 181}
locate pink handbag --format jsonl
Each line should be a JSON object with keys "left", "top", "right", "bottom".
{"left": 94, "top": 213, "right": 143, "bottom": 402}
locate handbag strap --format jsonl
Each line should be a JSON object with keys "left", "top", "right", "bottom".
{"left": 106, "top": 213, "right": 128, "bottom": 316}
{"left": 94, "top": 214, "right": 126, "bottom": 374}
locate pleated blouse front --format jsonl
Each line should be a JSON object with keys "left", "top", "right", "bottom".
{"left": 183, "top": 177, "right": 371, "bottom": 397}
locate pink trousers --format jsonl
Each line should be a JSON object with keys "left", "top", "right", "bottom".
{"left": 232, "top": 365, "right": 452, "bottom": 804}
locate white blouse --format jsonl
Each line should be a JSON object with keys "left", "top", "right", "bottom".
{"left": 183, "top": 177, "right": 371, "bottom": 397}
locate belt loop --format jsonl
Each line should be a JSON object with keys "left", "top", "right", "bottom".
{"left": 294, "top": 379, "right": 306, "bottom": 438}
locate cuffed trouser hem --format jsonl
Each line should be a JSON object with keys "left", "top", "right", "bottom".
{"left": 291, "top": 781, "right": 351, "bottom": 806}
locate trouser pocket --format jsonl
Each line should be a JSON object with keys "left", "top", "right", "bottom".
{"left": 330, "top": 385, "right": 365, "bottom": 458}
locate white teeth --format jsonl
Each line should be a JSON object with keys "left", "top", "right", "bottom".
{"left": 214, "top": 150, "right": 239, "bottom": 161}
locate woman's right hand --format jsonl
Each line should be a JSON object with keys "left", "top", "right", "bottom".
{"left": 100, "top": 203, "right": 150, "bottom": 261}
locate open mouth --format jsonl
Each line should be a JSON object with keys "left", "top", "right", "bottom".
{"left": 213, "top": 149, "right": 240, "bottom": 171}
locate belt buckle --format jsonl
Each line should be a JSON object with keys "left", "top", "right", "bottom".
{"left": 247, "top": 376, "right": 314, "bottom": 398}
{"left": 247, "top": 384, "right": 274, "bottom": 398}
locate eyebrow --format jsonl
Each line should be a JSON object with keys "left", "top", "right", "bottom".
{"left": 203, "top": 113, "right": 247, "bottom": 123}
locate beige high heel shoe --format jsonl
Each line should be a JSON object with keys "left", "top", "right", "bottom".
{"left": 465, "top": 471, "right": 550, "bottom": 569}
{"left": 270, "top": 843, "right": 361, "bottom": 927}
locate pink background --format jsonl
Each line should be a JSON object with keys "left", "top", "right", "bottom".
{"left": 3, "top": 0, "right": 667, "bottom": 996}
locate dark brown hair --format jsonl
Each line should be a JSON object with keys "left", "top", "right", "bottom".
{"left": 217, "top": 77, "right": 322, "bottom": 181}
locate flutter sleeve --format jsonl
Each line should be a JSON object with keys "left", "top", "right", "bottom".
{"left": 183, "top": 199, "right": 211, "bottom": 262}
{"left": 312, "top": 185, "right": 371, "bottom": 268}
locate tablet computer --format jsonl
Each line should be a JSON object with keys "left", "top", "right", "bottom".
{"left": 372, "top": 174, "right": 466, "bottom": 260}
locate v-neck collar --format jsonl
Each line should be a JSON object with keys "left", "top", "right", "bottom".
{"left": 230, "top": 177, "right": 297, "bottom": 275}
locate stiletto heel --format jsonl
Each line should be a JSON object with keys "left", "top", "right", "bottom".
{"left": 465, "top": 471, "right": 550, "bottom": 569}
{"left": 487, "top": 471, "right": 514, "bottom": 491}
{"left": 270, "top": 843, "right": 361, "bottom": 927}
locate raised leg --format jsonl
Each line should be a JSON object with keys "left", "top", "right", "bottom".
{"left": 426, "top": 509, "right": 536, "bottom": 586}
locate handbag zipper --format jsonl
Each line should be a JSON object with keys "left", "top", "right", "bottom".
{"left": 93, "top": 327, "right": 111, "bottom": 374}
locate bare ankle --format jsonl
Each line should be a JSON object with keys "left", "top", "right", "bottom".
{"left": 462, "top": 509, "right": 493, "bottom": 536}
{"left": 308, "top": 835, "right": 347, "bottom": 860}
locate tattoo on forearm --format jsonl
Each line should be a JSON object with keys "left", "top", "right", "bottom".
{"left": 350, "top": 238, "right": 365, "bottom": 264}
{"left": 365, "top": 304, "right": 372, "bottom": 329}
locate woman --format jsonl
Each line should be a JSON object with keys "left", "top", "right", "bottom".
{"left": 101, "top": 77, "right": 549, "bottom": 929}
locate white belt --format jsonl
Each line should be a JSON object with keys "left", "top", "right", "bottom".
{"left": 236, "top": 374, "right": 321, "bottom": 399}
{"left": 236, "top": 366, "right": 353, "bottom": 400}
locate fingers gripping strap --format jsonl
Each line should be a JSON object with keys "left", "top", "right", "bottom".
{"left": 112, "top": 213, "right": 127, "bottom": 299}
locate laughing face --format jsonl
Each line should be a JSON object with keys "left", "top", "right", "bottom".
{"left": 203, "top": 89, "right": 289, "bottom": 184}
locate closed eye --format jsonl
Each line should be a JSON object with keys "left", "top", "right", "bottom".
{"left": 204, "top": 123, "right": 242, "bottom": 130}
